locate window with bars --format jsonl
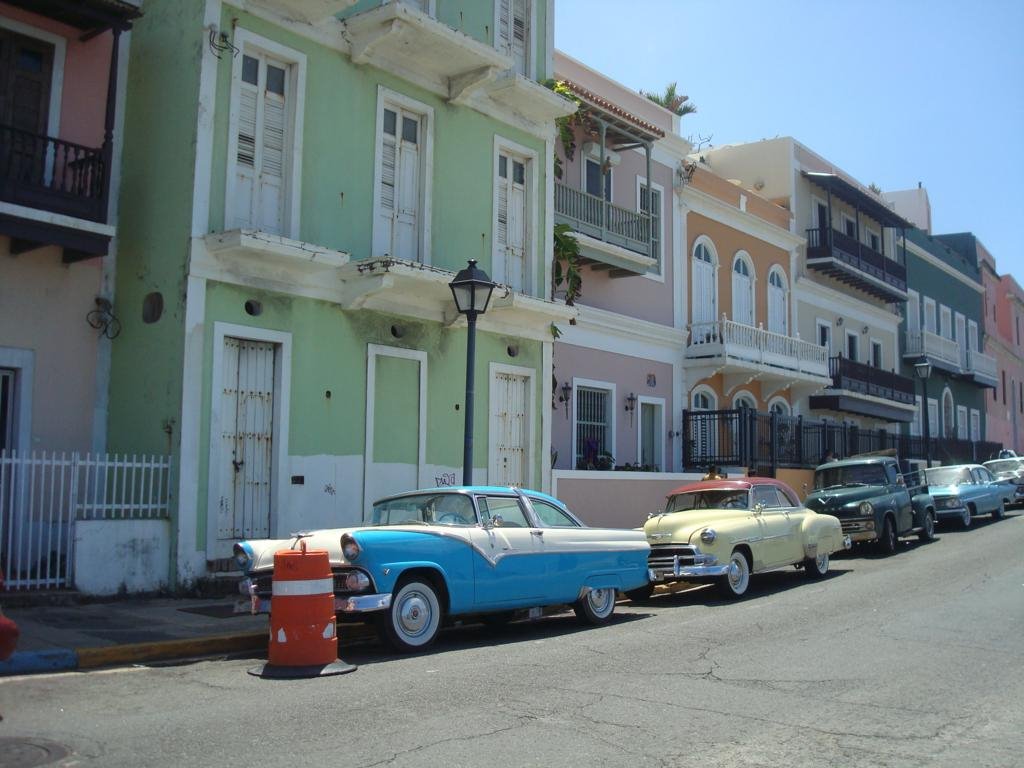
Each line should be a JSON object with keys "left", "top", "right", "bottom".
{"left": 575, "top": 386, "right": 611, "bottom": 469}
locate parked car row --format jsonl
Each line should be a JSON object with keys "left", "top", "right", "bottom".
{"left": 233, "top": 457, "right": 1017, "bottom": 653}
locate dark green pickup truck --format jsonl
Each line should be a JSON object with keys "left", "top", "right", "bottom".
{"left": 803, "top": 457, "right": 936, "bottom": 555}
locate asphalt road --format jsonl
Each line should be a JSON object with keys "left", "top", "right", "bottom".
{"left": 2, "top": 513, "right": 1023, "bottom": 768}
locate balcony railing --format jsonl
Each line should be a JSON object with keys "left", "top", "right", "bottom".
{"left": 681, "top": 407, "right": 1003, "bottom": 474}
{"left": 828, "top": 355, "right": 916, "bottom": 406}
{"left": 966, "top": 348, "right": 998, "bottom": 382}
{"left": 687, "top": 318, "right": 829, "bottom": 377}
{"left": 904, "top": 329, "right": 962, "bottom": 372}
{"left": 554, "top": 181, "right": 652, "bottom": 259}
{"left": 806, "top": 226, "right": 907, "bottom": 298}
{"left": 0, "top": 125, "right": 108, "bottom": 222}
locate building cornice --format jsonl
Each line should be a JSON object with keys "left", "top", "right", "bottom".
{"left": 904, "top": 239, "right": 984, "bottom": 294}
{"left": 795, "top": 276, "right": 901, "bottom": 327}
{"left": 679, "top": 185, "right": 802, "bottom": 252}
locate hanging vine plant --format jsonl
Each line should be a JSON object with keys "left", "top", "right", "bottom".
{"left": 553, "top": 223, "right": 582, "bottom": 321}
{"left": 543, "top": 79, "right": 583, "bottom": 179}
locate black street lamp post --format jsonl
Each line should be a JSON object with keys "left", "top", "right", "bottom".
{"left": 449, "top": 259, "right": 496, "bottom": 486}
{"left": 914, "top": 359, "right": 933, "bottom": 469}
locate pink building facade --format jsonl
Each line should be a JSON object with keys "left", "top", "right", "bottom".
{"left": 978, "top": 243, "right": 1024, "bottom": 452}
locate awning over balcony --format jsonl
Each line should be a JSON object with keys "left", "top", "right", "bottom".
{"left": 802, "top": 172, "right": 913, "bottom": 230}
{"left": 560, "top": 81, "right": 665, "bottom": 145}
{"left": 810, "top": 355, "right": 917, "bottom": 422}
{"left": 6, "top": 0, "right": 141, "bottom": 34}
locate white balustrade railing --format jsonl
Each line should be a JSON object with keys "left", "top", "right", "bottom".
{"left": 905, "top": 330, "right": 961, "bottom": 369}
{"left": 966, "top": 349, "right": 998, "bottom": 381}
{"left": 687, "top": 318, "right": 829, "bottom": 376}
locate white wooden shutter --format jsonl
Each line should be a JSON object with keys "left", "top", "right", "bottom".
{"left": 234, "top": 57, "right": 259, "bottom": 230}
{"left": 732, "top": 262, "right": 752, "bottom": 326}
{"left": 258, "top": 63, "right": 287, "bottom": 235}
{"left": 375, "top": 107, "right": 420, "bottom": 261}
{"left": 497, "top": 0, "right": 529, "bottom": 75}
{"left": 495, "top": 153, "right": 526, "bottom": 291}
{"left": 233, "top": 53, "right": 288, "bottom": 235}
{"left": 693, "top": 257, "right": 714, "bottom": 324}
{"left": 395, "top": 114, "right": 420, "bottom": 261}
{"left": 767, "top": 271, "right": 787, "bottom": 334}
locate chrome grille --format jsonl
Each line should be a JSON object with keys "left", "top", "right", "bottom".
{"left": 252, "top": 568, "right": 366, "bottom": 598}
{"left": 840, "top": 518, "right": 872, "bottom": 533}
{"left": 648, "top": 544, "right": 697, "bottom": 570}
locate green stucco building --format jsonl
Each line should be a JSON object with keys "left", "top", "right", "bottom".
{"left": 109, "top": 0, "right": 574, "bottom": 585}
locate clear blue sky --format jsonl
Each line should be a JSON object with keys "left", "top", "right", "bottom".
{"left": 555, "top": 0, "right": 1024, "bottom": 284}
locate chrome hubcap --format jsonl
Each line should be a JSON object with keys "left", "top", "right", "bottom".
{"left": 589, "top": 588, "right": 612, "bottom": 615}
{"left": 815, "top": 553, "right": 828, "bottom": 572}
{"left": 728, "top": 557, "right": 747, "bottom": 590}
{"left": 397, "top": 592, "right": 431, "bottom": 637}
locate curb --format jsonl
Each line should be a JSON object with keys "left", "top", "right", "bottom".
{"left": 0, "top": 623, "right": 380, "bottom": 677}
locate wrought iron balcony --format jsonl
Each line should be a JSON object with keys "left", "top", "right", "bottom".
{"left": 805, "top": 227, "right": 907, "bottom": 302}
{"left": 808, "top": 355, "right": 917, "bottom": 422}
{"left": 0, "top": 125, "right": 108, "bottom": 223}
{"left": 554, "top": 181, "right": 655, "bottom": 275}
{"left": 686, "top": 318, "right": 830, "bottom": 380}
{"left": 903, "top": 329, "right": 962, "bottom": 374}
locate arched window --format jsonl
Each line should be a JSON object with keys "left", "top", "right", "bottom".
{"left": 731, "top": 252, "right": 754, "bottom": 326}
{"left": 692, "top": 387, "right": 717, "bottom": 411}
{"left": 769, "top": 398, "right": 790, "bottom": 416}
{"left": 690, "top": 386, "right": 718, "bottom": 460}
{"left": 767, "top": 266, "right": 788, "bottom": 335}
{"left": 733, "top": 391, "right": 757, "bottom": 410}
{"left": 942, "top": 389, "right": 955, "bottom": 439}
{"left": 692, "top": 239, "right": 718, "bottom": 326}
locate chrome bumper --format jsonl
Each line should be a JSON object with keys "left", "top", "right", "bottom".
{"left": 336, "top": 593, "right": 391, "bottom": 613}
{"left": 650, "top": 554, "right": 729, "bottom": 581}
{"left": 934, "top": 504, "right": 967, "bottom": 518}
{"left": 233, "top": 590, "right": 391, "bottom": 615}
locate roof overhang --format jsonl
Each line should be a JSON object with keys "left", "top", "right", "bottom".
{"left": 7, "top": 0, "right": 142, "bottom": 34}
{"left": 808, "top": 392, "right": 916, "bottom": 422}
{"left": 803, "top": 172, "right": 913, "bottom": 229}
{"left": 560, "top": 80, "right": 665, "bottom": 147}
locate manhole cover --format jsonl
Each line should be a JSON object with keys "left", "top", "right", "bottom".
{"left": 0, "top": 738, "right": 70, "bottom": 768}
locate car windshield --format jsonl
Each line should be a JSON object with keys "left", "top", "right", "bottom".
{"left": 814, "top": 464, "right": 887, "bottom": 490}
{"left": 984, "top": 460, "right": 1021, "bottom": 475}
{"left": 925, "top": 467, "right": 972, "bottom": 486}
{"left": 367, "top": 493, "right": 477, "bottom": 527}
{"left": 666, "top": 490, "right": 749, "bottom": 512}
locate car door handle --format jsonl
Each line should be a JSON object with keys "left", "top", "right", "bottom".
{"left": 530, "top": 530, "right": 544, "bottom": 537}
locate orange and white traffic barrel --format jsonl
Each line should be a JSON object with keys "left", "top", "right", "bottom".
{"left": 249, "top": 542, "right": 356, "bottom": 678}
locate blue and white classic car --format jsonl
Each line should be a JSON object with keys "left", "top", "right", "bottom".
{"left": 925, "top": 464, "right": 1013, "bottom": 527}
{"left": 234, "top": 487, "right": 651, "bottom": 652}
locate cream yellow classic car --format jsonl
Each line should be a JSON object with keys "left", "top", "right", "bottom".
{"left": 630, "top": 478, "right": 850, "bottom": 600}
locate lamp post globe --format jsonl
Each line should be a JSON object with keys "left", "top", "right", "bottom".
{"left": 449, "top": 259, "right": 497, "bottom": 486}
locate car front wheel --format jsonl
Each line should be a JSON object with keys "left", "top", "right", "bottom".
{"left": 960, "top": 506, "right": 972, "bottom": 529}
{"left": 918, "top": 510, "right": 936, "bottom": 542}
{"left": 716, "top": 550, "right": 750, "bottom": 598}
{"left": 878, "top": 516, "right": 898, "bottom": 556}
{"left": 992, "top": 500, "right": 1006, "bottom": 521}
{"left": 383, "top": 578, "right": 442, "bottom": 652}
{"left": 804, "top": 550, "right": 829, "bottom": 578}
{"left": 574, "top": 587, "right": 616, "bottom": 625}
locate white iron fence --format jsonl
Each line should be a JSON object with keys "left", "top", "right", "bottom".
{"left": 0, "top": 451, "right": 172, "bottom": 590}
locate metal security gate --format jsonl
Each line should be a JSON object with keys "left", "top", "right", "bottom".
{"left": 491, "top": 371, "right": 529, "bottom": 486}
{"left": 217, "top": 338, "right": 275, "bottom": 555}
{"left": 0, "top": 451, "right": 171, "bottom": 590}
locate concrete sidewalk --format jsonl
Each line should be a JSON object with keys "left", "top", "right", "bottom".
{"left": 0, "top": 596, "right": 378, "bottom": 676}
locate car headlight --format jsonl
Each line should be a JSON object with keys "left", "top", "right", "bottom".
{"left": 939, "top": 497, "right": 960, "bottom": 509}
{"left": 341, "top": 533, "right": 360, "bottom": 561}
{"left": 858, "top": 502, "right": 873, "bottom": 515}
{"left": 232, "top": 542, "right": 253, "bottom": 572}
{"left": 700, "top": 528, "right": 717, "bottom": 544}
